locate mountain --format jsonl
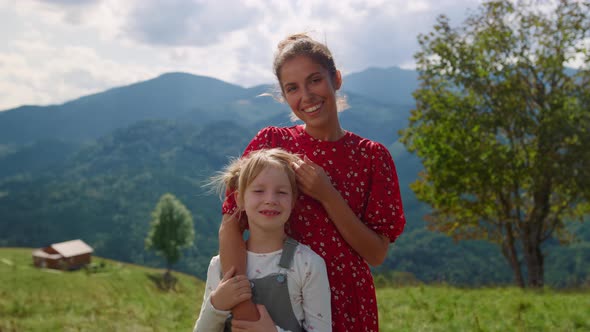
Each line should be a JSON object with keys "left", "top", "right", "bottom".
{"left": 0, "top": 119, "right": 255, "bottom": 277}
{"left": 0, "top": 139, "right": 80, "bottom": 178}
{"left": 0, "top": 68, "right": 418, "bottom": 145}
{"left": 0, "top": 67, "right": 587, "bottom": 286}
{"left": 0, "top": 68, "right": 417, "bottom": 181}
{"left": 343, "top": 66, "right": 419, "bottom": 106}
{"left": 0, "top": 73, "right": 282, "bottom": 145}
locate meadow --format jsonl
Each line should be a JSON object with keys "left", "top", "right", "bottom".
{"left": 377, "top": 286, "right": 589, "bottom": 331}
{"left": 1, "top": 248, "right": 588, "bottom": 331}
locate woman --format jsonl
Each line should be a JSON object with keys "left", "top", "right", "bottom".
{"left": 219, "top": 33, "right": 405, "bottom": 331}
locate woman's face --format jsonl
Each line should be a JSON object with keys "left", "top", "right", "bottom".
{"left": 279, "top": 55, "right": 342, "bottom": 135}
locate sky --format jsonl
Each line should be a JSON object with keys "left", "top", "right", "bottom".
{"left": 0, "top": 0, "right": 486, "bottom": 111}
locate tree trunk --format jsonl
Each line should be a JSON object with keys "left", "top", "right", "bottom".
{"left": 163, "top": 267, "right": 174, "bottom": 290}
{"left": 524, "top": 175, "right": 551, "bottom": 288}
{"left": 522, "top": 232, "right": 544, "bottom": 288}
{"left": 502, "top": 223, "right": 525, "bottom": 288}
{"left": 529, "top": 245, "right": 544, "bottom": 287}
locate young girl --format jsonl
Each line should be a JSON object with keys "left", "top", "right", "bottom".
{"left": 219, "top": 33, "right": 406, "bottom": 331}
{"left": 194, "top": 148, "right": 332, "bottom": 332}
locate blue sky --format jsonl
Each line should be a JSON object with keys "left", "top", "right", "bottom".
{"left": 0, "top": 0, "right": 485, "bottom": 110}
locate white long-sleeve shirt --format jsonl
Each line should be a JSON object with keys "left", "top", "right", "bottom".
{"left": 194, "top": 243, "right": 332, "bottom": 332}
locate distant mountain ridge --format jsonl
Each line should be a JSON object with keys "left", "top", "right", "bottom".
{"left": 0, "top": 67, "right": 418, "bottom": 145}
{"left": 0, "top": 72, "right": 266, "bottom": 144}
{"left": 343, "top": 66, "right": 419, "bottom": 105}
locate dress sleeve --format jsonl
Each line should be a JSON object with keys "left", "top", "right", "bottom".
{"left": 300, "top": 249, "right": 332, "bottom": 332}
{"left": 364, "top": 142, "right": 406, "bottom": 243}
{"left": 221, "top": 127, "right": 279, "bottom": 215}
{"left": 193, "top": 256, "right": 230, "bottom": 332}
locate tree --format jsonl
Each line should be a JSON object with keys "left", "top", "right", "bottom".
{"left": 400, "top": 0, "right": 590, "bottom": 288}
{"left": 145, "top": 193, "right": 195, "bottom": 284}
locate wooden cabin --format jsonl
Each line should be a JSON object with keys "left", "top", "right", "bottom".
{"left": 32, "top": 239, "right": 93, "bottom": 270}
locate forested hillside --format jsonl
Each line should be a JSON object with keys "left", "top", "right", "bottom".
{"left": 0, "top": 69, "right": 587, "bottom": 286}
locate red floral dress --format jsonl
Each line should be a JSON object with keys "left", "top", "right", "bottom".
{"left": 223, "top": 125, "right": 405, "bottom": 331}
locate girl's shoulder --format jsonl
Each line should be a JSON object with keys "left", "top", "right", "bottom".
{"left": 293, "top": 243, "right": 327, "bottom": 268}
{"left": 208, "top": 255, "right": 221, "bottom": 271}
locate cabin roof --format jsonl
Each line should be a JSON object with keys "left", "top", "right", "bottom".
{"left": 50, "top": 239, "right": 93, "bottom": 258}
{"left": 32, "top": 249, "right": 62, "bottom": 260}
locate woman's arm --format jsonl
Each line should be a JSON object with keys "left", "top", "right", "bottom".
{"left": 321, "top": 186, "right": 390, "bottom": 266}
{"left": 218, "top": 214, "right": 260, "bottom": 320}
{"left": 294, "top": 156, "right": 390, "bottom": 266}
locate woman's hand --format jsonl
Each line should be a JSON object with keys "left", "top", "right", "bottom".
{"left": 292, "top": 155, "right": 337, "bottom": 202}
{"left": 232, "top": 304, "right": 278, "bottom": 332}
{"left": 294, "top": 156, "right": 390, "bottom": 266}
{"left": 210, "top": 266, "right": 252, "bottom": 311}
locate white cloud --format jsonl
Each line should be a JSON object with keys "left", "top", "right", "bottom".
{"left": 123, "top": 0, "right": 261, "bottom": 46}
{"left": 0, "top": 0, "right": 487, "bottom": 111}
{"left": 0, "top": 37, "right": 155, "bottom": 109}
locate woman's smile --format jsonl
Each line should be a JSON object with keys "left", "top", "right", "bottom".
{"left": 302, "top": 102, "right": 323, "bottom": 114}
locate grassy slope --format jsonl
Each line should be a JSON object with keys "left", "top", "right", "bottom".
{"left": 2, "top": 248, "right": 589, "bottom": 332}
{"left": 0, "top": 248, "right": 204, "bottom": 331}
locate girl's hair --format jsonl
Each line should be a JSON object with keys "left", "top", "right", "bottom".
{"left": 211, "top": 148, "right": 301, "bottom": 208}
{"left": 271, "top": 33, "right": 348, "bottom": 121}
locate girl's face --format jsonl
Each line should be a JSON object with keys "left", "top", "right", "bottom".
{"left": 241, "top": 165, "right": 294, "bottom": 234}
{"left": 280, "top": 55, "right": 342, "bottom": 136}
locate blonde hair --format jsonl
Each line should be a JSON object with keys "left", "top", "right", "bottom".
{"left": 211, "top": 148, "right": 301, "bottom": 209}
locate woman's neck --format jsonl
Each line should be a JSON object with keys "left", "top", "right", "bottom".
{"left": 303, "top": 124, "right": 345, "bottom": 142}
{"left": 246, "top": 231, "right": 286, "bottom": 253}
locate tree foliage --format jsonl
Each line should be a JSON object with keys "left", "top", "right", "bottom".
{"left": 145, "top": 193, "right": 195, "bottom": 276}
{"left": 401, "top": 0, "right": 590, "bottom": 287}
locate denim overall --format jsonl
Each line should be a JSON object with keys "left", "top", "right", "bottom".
{"left": 225, "top": 237, "right": 303, "bottom": 332}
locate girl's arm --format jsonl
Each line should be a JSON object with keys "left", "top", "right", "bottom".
{"left": 218, "top": 214, "right": 260, "bottom": 320}
{"left": 294, "top": 156, "right": 390, "bottom": 266}
{"left": 193, "top": 257, "right": 229, "bottom": 332}
{"left": 301, "top": 252, "right": 332, "bottom": 331}
{"left": 231, "top": 305, "right": 285, "bottom": 331}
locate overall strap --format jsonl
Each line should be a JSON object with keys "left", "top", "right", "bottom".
{"left": 278, "top": 237, "right": 298, "bottom": 269}
{"left": 225, "top": 237, "right": 304, "bottom": 332}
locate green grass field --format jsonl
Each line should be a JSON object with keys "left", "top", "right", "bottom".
{"left": 378, "top": 286, "right": 589, "bottom": 331}
{"left": 0, "top": 248, "right": 204, "bottom": 331}
{"left": 1, "top": 248, "right": 589, "bottom": 331}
